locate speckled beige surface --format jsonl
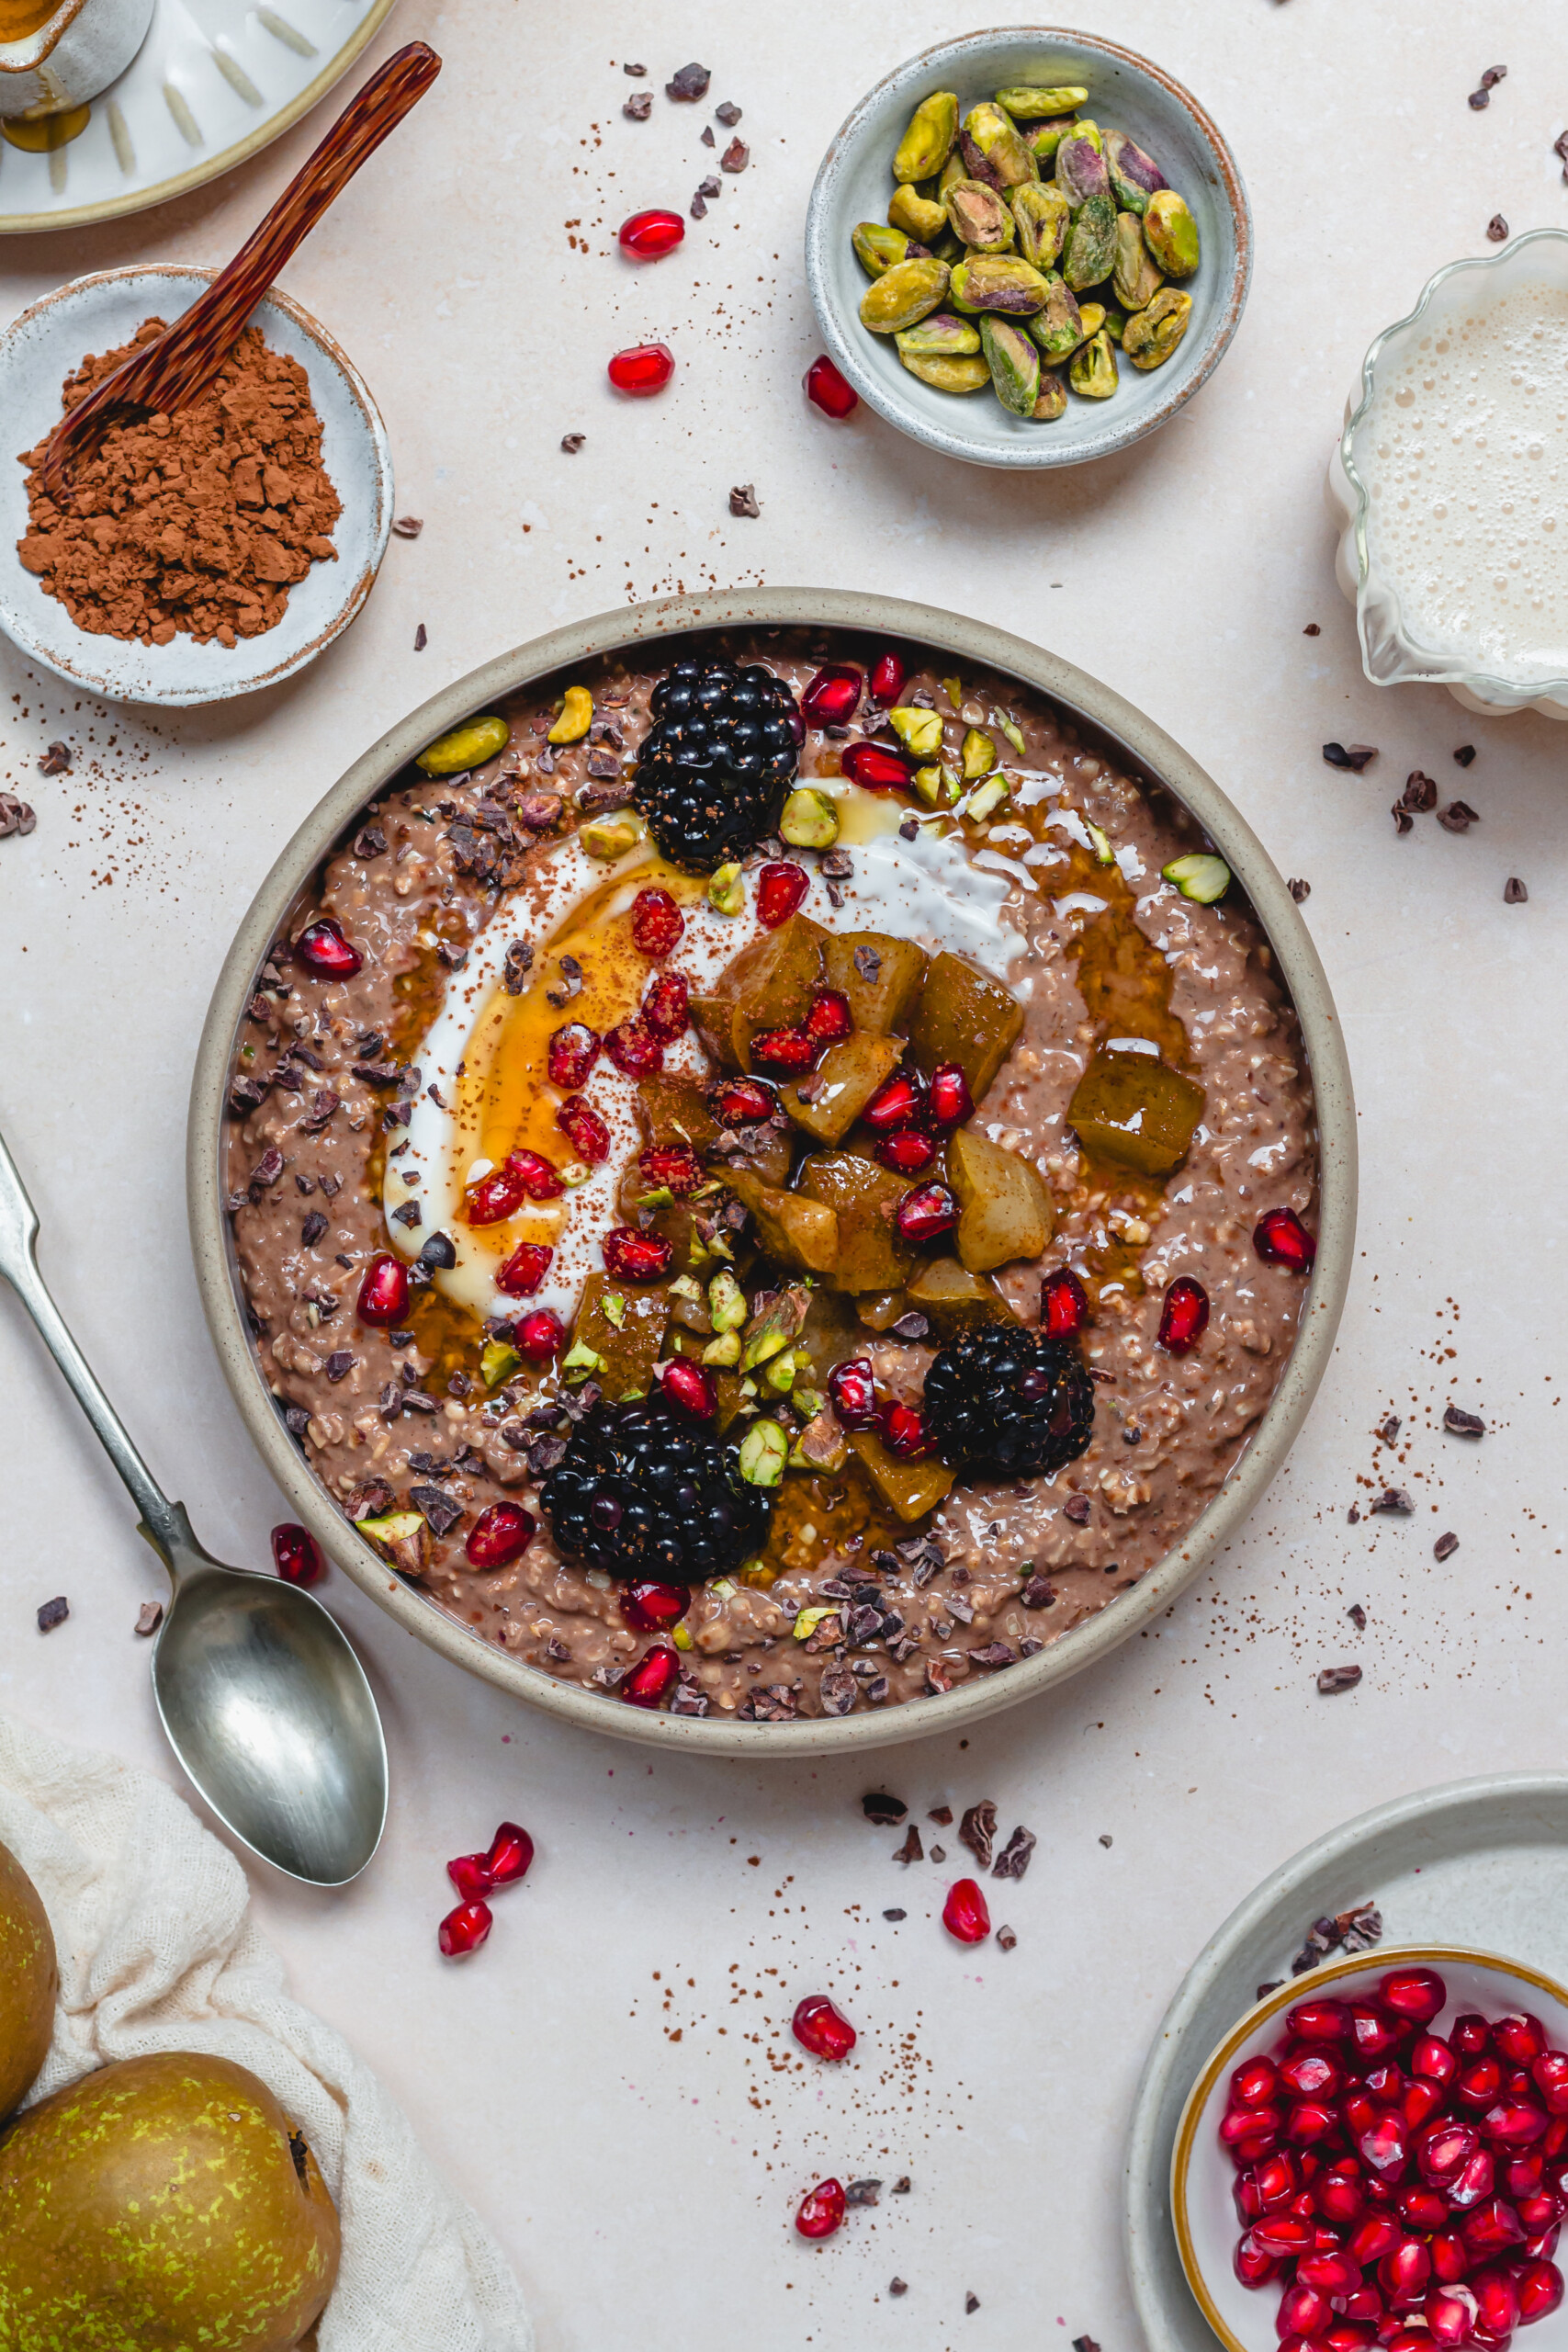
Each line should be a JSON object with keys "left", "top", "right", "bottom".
{"left": 3, "top": 0, "right": 1568, "bottom": 2344}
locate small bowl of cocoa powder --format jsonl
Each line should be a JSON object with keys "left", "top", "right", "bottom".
{"left": 0, "top": 263, "right": 393, "bottom": 707}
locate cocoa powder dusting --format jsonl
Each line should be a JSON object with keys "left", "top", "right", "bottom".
{"left": 17, "top": 319, "right": 342, "bottom": 649}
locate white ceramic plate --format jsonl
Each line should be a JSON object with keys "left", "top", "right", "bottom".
{"left": 804, "top": 28, "right": 1252, "bottom": 471}
{"left": 0, "top": 264, "right": 393, "bottom": 707}
{"left": 1124, "top": 1773, "right": 1568, "bottom": 2352}
{"left": 0, "top": 0, "right": 396, "bottom": 233}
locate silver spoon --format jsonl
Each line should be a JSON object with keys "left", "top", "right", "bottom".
{"left": 0, "top": 1122, "right": 388, "bottom": 1886}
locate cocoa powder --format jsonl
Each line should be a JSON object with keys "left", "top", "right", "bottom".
{"left": 17, "top": 318, "right": 343, "bottom": 649}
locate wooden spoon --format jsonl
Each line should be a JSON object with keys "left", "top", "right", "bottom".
{"left": 39, "top": 40, "right": 440, "bottom": 501}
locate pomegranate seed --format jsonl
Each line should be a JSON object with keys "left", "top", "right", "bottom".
{"left": 1424, "top": 2121, "right": 1483, "bottom": 2183}
{"left": 602, "top": 1228, "right": 674, "bottom": 1281}
{"left": 876, "top": 1127, "right": 937, "bottom": 1175}
{"left": 516, "top": 1308, "right": 566, "bottom": 1358}
{"left": 1349, "top": 2214, "right": 1402, "bottom": 2267}
{"left": 1471, "top": 2268, "right": 1521, "bottom": 2335}
{"left": 1316, "top": 2172, "right": 1367, "bottom": 2224}
{"left": 1324, "top": 2329, "right": 1378, "bottom": 2352}
{"left": 1279, "top": 2281, "right": 1335, "bottom": 2337}
{"left": 716, "top": 1078, "right": 774, "bottom": 1125}
{"left": 827, "top": 1359, "right": 877, "bottom": 1428}
{"left": 1041, "top": 1265, "right": 1090, "bottom": 1338}
{"left": 840, "top": 741, "right": 911, "bottom": 791}
{"left": 1382, "top": 2334, "right": 1435, "bottom": 2352}
{"left": 1353, "top": 2006, "right": 1407, "bottom": 2062}
{"left": 1288, "top": 2099, "right": 1340, "bottom": 2145}
{"left": 1157, "top": 1275, "right": 1210, "bottom": 1354}
{"left": 608, "top": 341, "right": 674, "bottom": 395}
{"left": 1254, "top": 1204, "right": 1318, "bottom": 1272}
{"left": 621, "top": 1645, "right": 679, "bottom": 1707}
{"left": 1456, "top": 2017, "right": 1495, "bottom": 2058}
{"left": 1405, "top": 2077, "right": 1446, "bottom": 2130}
{"left": 756, "top": 861, "right": 809, "bottom": 928}
{"left": 863, "top": 1069, "right": 926, "bottom": 1129}
{"left": 483, "top": 1822, "right": 535, "bottom": 1885}
{"left": 1344, "top": 2087, "right": 1378, "bottom": 2137}
{"left": 631, "top": 888, "right": 684, "bottom": 958}
{"left": 1415, "top": 2034, "right": 1461, "bottom": 2086}
{"left": 878, "top": 1400, "right": 931, "bottom": 1458}
{"left": 642, "top": 971, "right": 690, "bottom": 1040}
{"left": 1460, "top": 2059, "right": 1506, "bottom": 2109}
{"left": 465, "top": 1163, "right": 527, "bottom": 1225}
{"left": 1341, "top": 2285, "right": 1385, "bottom": 2324}
{"left": 1255, "top": 2214, "right": 1317, "bottom": 2260}
{"left": 618, "top": 207, "right": 684, "bottom": 258}
{"left": 1484, "top": 2100, "right": 1550, "bottom": 2148}
{"left": 925, "top": 1062, "right": 973, "bottom": 1127}
{"left": 1379, "top": 2235, "right": 1432, "bottom": 2303}
{"left": 1536, "top": 2053, "right": 1568, "bottom": 2114}
{"left": 1299, "top": 2249, "right": 1360, "bottom": 2296}
{"left": 1496, "top": 2014, "right": 1550, "bottom": 2065}
{"left": 869, "top": 649, "right": 907, "bottom": 705}
{"left": 1232, "top": 2128, "right": 1280, "bottom": 2165}
{"left": 1423, "top": 2285, "right": 1480, "bottom": 2347}
{"left": 942, "top": 1878, "right": 991, "bottom": 1943}
{"left": 622, "top": 1581, "right": 690, "bottom": 1632}
{"left": 1234, "top": 2231, "right": 1280, "bottom": 2288}
{"left": 438, "top": 1900, "right": 492, "bottom": 1958}
{"left": 795, "top": 2177, "right": 847, "bottom": 2238}
{"left": 1460, "top": 2199, "right": 1528, "bottom": 2260}
{"left": 467, "top": 1503, "right": 535, "bottom": 1568}
{"left": 1382, "top": 1967, "right": 1448, "bottom": 2026}
{"left": 640, "top": 1143, "right": 704, "bottom": 1196}
{"left": 800, "top": 666, "right": 863, "bottom": 729}
{"left": 547, "top": 1022, "right": 601, "bottom": 1089}
{"left": 1515, "top": 2256, "right": 1563, "bottom": 2321}
{"left": 1291, "top": 2001, "right": 1354, "bottom": 2044}
{"left": 1235, "top": 2174, "right": 1265, "bottom": 2224}
{"left": 271, "top": 1523, "right": 324, "bottom": 1584}
{"left": 1449, "top": 2149, "right": 1497, "bottom": 2210}
{"left": 806, "top": 989, "right": 853, "bottom": 1046}
{"left": 1284, "top": 2052, "right": 1347, "bottom": 2099}
{"left": 894, "top": 1182, "right": 957, "bottom": 1244}
{"left": 803, "top": 355, "right": 856, "bottom": 418}
{"left": 750, "top": 1027, "right": 817, "bottom": 1075}
{"left": 497, "top": 1242, "right": 554, "bottom": 1296}
{"left": 1546, "top": 2113, "right": 1568, "bottom": 2154}
{"left": 357, "top": 1252, "right": 410, "bottom": 1325}
{"left": 1517, "top": 2191, "right": 1563, "bottom": 2233}
{"left": 1509, "top": 2154, "right": 1548, "bottom": 2199}
{"left": 1400, "top": 2185, "right": 1452, "bottom": 2233}
{"left": 507, "top": 1148, "right": 566, "bottom": 1200}
{"left": 295, "top": 916, "right": 361, "bottom": 978}
{"left": 1359, "top": 2109, "right": 1412, "bottom": 2179}
{"left": 604, "top": 1019, "right": 664, "bottom": 1076}
{"left": 1530, "top": 2220, "right": 1563, "bottom": 2260}
{"left": 660, "top": 1359, "right": 717, "bottom": 1418}
{"left": 793, "top": 1995, "right": 857, "bottom": 2062}
{"left": 557, "top": 1096, "right": 610, "bottom": 1163}
{"left": 1366, "top": 2064, "right": 1409, "bottom": 2103}
{"left": 1431, "top": 2230, "right": 1472, "bottom": 2283}
{"left": 446, "top": 1852, "right": 491, "bottom": 1902}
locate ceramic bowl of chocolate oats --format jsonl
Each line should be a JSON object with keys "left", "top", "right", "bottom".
{"left": 189, "top": 588, "right": 1355, "bottom": 1756}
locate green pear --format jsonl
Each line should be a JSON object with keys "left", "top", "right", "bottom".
{"left": 0, "top": 1838, "right": 56, "bottom": 2120}
{"left": 0, "top": 2050, "right": 340, "bottom": 2351}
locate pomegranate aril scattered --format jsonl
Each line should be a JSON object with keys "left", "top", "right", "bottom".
{"left": 1382, "top": 1968, "right": 1449, "bottom": 2026}
{"left": 547, "top": 1022, "right": 602, "bottom": 1089}
{"left": 1533, "top": 2052, "right": 1568, "bottom": 2114}
{"left": 640, "top": 1143, "right": 704, "bottom": 1195}
{"left": 806, "top": 988, "right": 853, "bottom": 1046}
{"left": 630, "top": 887, "right": 684, "bottom": 957}
{"left": 800, "top": 665, "right": 863, "bottom": 729}
{"left": 878, "top": 1400, "right": 931, "bottom": 1458}
{"left": 1459, "top": 2059, "right": 1506, "bottom": 2109}
{"left": 1430, "top": 2229, "right": 1472, "bottom": 2284}
{"left": 509, "top": 1148, "right": 566, "bottom": 1200}
{"left": 1292, "top": 2001, "right": 1355, "bottom": 2044}
{"left": 716, "top": 1078, "right": 774, "bottom": 1125}
{"left": 942, "top": 1877, "right": 991, "bottom": 1943}
{"left": 1406, "top": 2078, "right": 1447, "bottom": 2130}
{"left": 1517, "top": 2191, "right": 1562, "bottom": 2233}
{"left": 925, "top": 1061, "right": 973, "bottom": 1127}
{"left": 621, "top": 1644, "right": 680, "bottom": 1707}
{"left": 1530, "top": 2220, "right": 1563, "bottom": 2260}
{"left": 1317, "top": 2172, "right": 1368, "bottom": 2224}
{"left": 1325, "top": 2328, "right": 1378, "bottom": 2352}
{"left": 438, "top": 1900, "right": 492, "bottom": 1958}
{"left": 1349, "top": 2214, "right": 1402, "bottom": 2267}
{"left": 1290, "top": 2101, "right": 1341, "bottom": 2145}
{"left": 803, "top": 355, "right": 856, "bottom": 418}
{"left": 466, "top": 1502, "right": 535, "bottom": 1568}
{"left": 641, "top": 971, "right": 690, "bottom": 1040}
{"left": 1353, "top": 2007, "right": 1407, "bottom": 2062}
{"left": 1256, "top": 2215, "right": 1318, "bottom": 2261}
{"left": 1379, "top": 2235, "right": 1432, "bottom": 2303}
{"left": 1516, "top": 2256, "right": 1565, "bottom": 2320}
{"left": 1400, "top": 2185, "right": 1452, "bottom": 2233}
{"left": 516, "top": 1307, "right": 565, "bottom": 1358}
{"left": 795, "top": 2177, "right": 847, "bottom": 2238}
{"left": 1279, "top": 2280, "right": 1335, "bottom": 2336}
{"left": 1287, "top": 2052, "right": 1348, "bottom": 2099}
{"left": 827, "top": 1358, "right": 877, "bottom": 1428}
{"left": 357, "top": 1251, "right": 410, "bottom": 1325}
{"left": 1450, "top": 2148, "right": 1498, "bottom": 2209}
{"left": 618, "top": 207, "right": 684, "bottom": 258}
{"left": 869, "top": 648, "right": 907, "bottom": 705}
{"left": 1345, "top": 2088, "right": 1379, "bottom": 2137}
{"left": 1461, "top": 2199, "right": 1528, "bottom": 2259}
{"left": 1416, "top": 2035, "right": 1461, "bottom": 2087}
{"left": 602, "top": 1227, "right": 674, "bottom": 1281}
{"left": 1455, "top": 2018, "right": 1495, "bottom": 2058}
{"left": 756, "top": 861, "right": 810, "bottom": 928}
{"left": 1299, "top": 2249, "right": 1361, "bottom": 2295}
{"left": 604, "top": 1018, "right": 664, "bottom": 1076}
{"left": 1424, "top": 2121, "right": 1483, "bottom": 2183}
{"left": 1235, "top": 2232, "right": 1281, "bottom": 2288}
{"left": 1158, "top": 1274, "right": 1210, "bottom": 1353}
{"left": 1359, "top": 2110, "right": 1412, "bottom": 2180}
{"left": 465, "top": 1163, "right": 527, "bottom": 1225}
{"left": 272, "top": 1523, "right": 324, "bottom": 1584}
{"left": 483, "top": 1821, "right": 535, "bottom": 1886}
{"left": 622, "top": 1580, "right": 690, "bottom": 1632}
{"left": 862, "top": 1069, "right": 925, "bottom": 1130}
{"left": 557, "top": 1096, "right": 611, "bottom": 1163}
{"left": 792, "top": 1994, "right": 857, "bottom": 2062}
{"left": 876, "top": 1127, "right": 937, "bottom": 1175}
{"left": 1495, "top": 2014, "right": 1550, "bottom": 2065}
{"left": 497, "top": 1242, "right": 554, "bottom": 1297}
{"left": 893, "top": 1182, "right": 957, "bottom": 1244}
{"left": 1507, "top": 2154, "right": 1547, "bottom": 2200}
{"left": 1471, "top": 2267, "right": 1521, "bottom": 2335}
{"left": 446, "top": 1851, "right": 491, "bottom": 1902}
{"left": 840, "top": 741, "right": 911, "bottom": 791}
{"left": 660, "top": 1358, "right": 717, "bottom": 1418}
{"left": 1423, "top": 2284, "right": 1481, "bottom": 2346}
{"left": 1484, "top": 2100, "right": 1550, "bottom": 2148}
{"left": 1041, "top": 1265, "right": 1090, "bottom": 1339}
{"left": 608, "top": 341, "right": 674, "bottom": 395}
{"left": 1254, "top": 1204, "right": 1318, "bottom": 1272}
{"left": 295, "top": 916, "right": 361, "bottom": 978}
{"left": 750, "top": 1026, "right": 817, "bottom": 1075}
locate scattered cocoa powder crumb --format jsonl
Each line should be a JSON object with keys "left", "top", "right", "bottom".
{"left": 1348, "top": 1603, "right": 1367, "bottom": 1630}
{"left": 862, "top": 1791, "right": 907, "bottom": 1825}
{"left": 1454, "top": 744, "right": 1476, "bottom": 766}
{"left": 928, "top": 1804, "right": 953, "bottom": 1826}
{"left": 996, "top": 1927, "right": 1017, "bottom": 1951}
{"left": 17, "top": 319, "right": 341, "bottom": 648}
{"left": 1099, "top": 1833, "right": 1112, "bottom": 1848}
{"left": 414, "top": 623, "right": 427, "bottom": 651}
{"left": 1318, "top": 1665, "right": 1363, "bottom": 1695}
{"left": 889, "top": 2278, "right": 908, "bottom": 2297}
{"left": 1505, "top": 876, "right": 1529, "bottom": 903}
{"left": 1487, "top": 214, "right": 1509, "bottom": 242}
{"left": 1303, "top": 622, "right": 1320, "bottom": 635}
{"left": 37, "top": 740, "right": 71, "bottom": 774}
{"left": 391, "top": 514, "right": 423, "bottom": 538}
{"left": 624, "top": 93, "right": 652, "bottom": 120}
{"left": 893, "top": 1825, "right": 923, "bottom": 1864}
{"left": 965, "top": 2292, "right": 980, "bottom": 2313}
{"left": 134, "top": 1600, "right": 164, "bottom": 1636}
{"left": 0, "top": 792, "right": 36, "bottom": 837}
{"left": 728, "top": 483, "right": 761, "bottom": 518}
{"left": 1288, "top": 877, "right": 1310, "bottom": 901}
{"left": 37, "top": 1596, "right": 68, "bottom": 1632}
{"left": 1434, "top": 1532, "right": 1460, "bottom": 1561}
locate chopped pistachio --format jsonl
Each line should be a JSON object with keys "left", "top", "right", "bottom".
{"left": 739, "top": 1419, "right": 788, "bottom": 1487}
{"left": 781, "top": 786, "right": 840, "bottom": 849}
{"left": 580, "top": 812, "right": 645, "bottom": 861}
{"left": 913, "top": 762, "right": 962, "bottom": 807}
{"left": 793, "top": 1604, "right": 835, "bottom": 1641}
{"left": 763, "top": 1349, "right": 798, "bottom": 1393}
{"left": 998, "top": 715, "right": 1027, "bottom": 755}
{"left": 562, "top": 1339, "right": 605, "bottom": 1380}
{"left": 480, "top": 1339, "right": 522, "bottom": 1388}
{"left": 961, "top": 727, "right": 998, "bottom": 781}
{"left": 1162, "top": 851, "right": 1231, "bottom": 903}
{"left": 942, "top": 675, "right": 964, "bottom": 709}
{"left": 1087, "top": 821, "right": 1115, "bottom": 865}
{"left": 964, "top": 775, "right": 1011, "bottom": 822}
{"left": 707, "top": 862, "right": 745, "bottom": 915}
{"left": 672, "top": 1623, "right": 694, "bottom": 1650}
{"left": 702, "top": 1329, "right": 742, "bottom": 1366}
{"left": 708, "top": 1270, "right": 748, "bottom": 1331}
{"left": 888, "top": 706, "right": 944, "bottom": 758}
{"left": 600, "top": 1292, "right": 626, "bottom": 1329}
{"left": 547, "top": 684, "right": 593, "bottom": 744}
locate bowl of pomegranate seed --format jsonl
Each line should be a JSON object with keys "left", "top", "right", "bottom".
{"left": 805, "top": 29, "right": 1250, "bottom": 469}
{"left": 1171, "top": 1950, "right": 1568, "bottom": 2352}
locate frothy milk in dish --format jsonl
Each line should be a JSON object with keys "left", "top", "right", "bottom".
{"left": 1359, "top": 282, "right": 1568, "bottom": 684}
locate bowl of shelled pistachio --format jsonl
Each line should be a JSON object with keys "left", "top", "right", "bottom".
{"left": 805, "top": 28, "right": 1252, "bottom": 469}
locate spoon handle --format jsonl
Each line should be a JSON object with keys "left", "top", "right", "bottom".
{"left": 0, "top": 1121, "right": 183, "bottom": 1566}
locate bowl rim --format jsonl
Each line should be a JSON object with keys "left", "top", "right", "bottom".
{"left": 804, "top": 26, "right": 1253, "bottom": 471}
{"left": 0, "top": 262, "right": 393, "bottom": 707}
{"left": 1168, "top": 1940, "right": 1568, "bottom": 2351}
{"left": 186, "top": 583, "right": 1356, "bottom": 1758}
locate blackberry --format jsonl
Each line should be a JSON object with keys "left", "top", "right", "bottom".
{"left": 922, "top": 1326, "right": 1095, "bottom": 1482}
{"left": 634, "top": 657, "right": 799, "bottom": 871}
{"left": 540, "top": 1395, "right": 773, "bottom": 1583}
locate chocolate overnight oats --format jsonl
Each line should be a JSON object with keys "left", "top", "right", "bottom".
{"left": 224, "top": 629, "right": 1319, "bottom": 1724}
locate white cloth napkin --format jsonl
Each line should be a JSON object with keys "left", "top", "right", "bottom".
{"left": 0, "top": 1712, "right": 531, "bottom": 2352}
